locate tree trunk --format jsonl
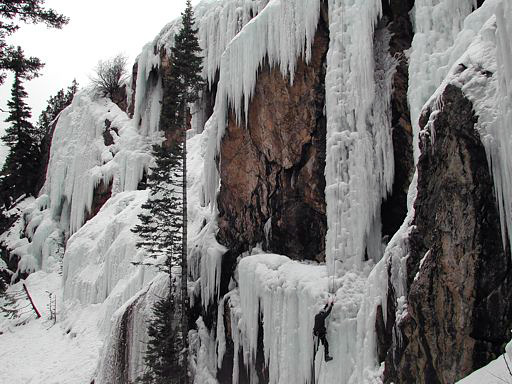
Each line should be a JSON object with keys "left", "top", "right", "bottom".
{"left": 181, "top": 101, "right": 189, "bottom": 384}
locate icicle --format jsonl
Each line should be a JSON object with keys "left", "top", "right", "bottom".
{"left": 491, "top": 0, "right": 512, "bottom": 254}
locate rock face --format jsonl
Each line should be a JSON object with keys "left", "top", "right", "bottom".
{"left": 386, "top": 84, "right": 512, "bottom": 383}
{"left": 216, "top": 6, "right": 329, "bottom": 263}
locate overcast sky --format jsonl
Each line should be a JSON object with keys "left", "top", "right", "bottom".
{"left": 0, "top": 0, "right": 200, "bottom": 161}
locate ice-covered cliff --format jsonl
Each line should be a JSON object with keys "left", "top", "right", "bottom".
{"left": 1, "top": 0, "right": 512, "bottom": 383}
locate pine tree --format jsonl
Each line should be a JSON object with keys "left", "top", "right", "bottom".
{"left": 170, "top": 3, "right": 205, "bottom": 383}
{"left": 133, "top": 141, "right": 185, "bottom": 384}
{"left": 134, "top": 1, "right": 204, "bottom": 383}
{"left": 171, "top": 0, "right": 204, "bottom": 104}
{"left": 0, "top": 46, "right": 43, "bottom": 208}
{"left": 132, "top": 143, "right": 183, "bottom": 272}
{"left": 0, "top": 0, "right": 68, "bottom": 84}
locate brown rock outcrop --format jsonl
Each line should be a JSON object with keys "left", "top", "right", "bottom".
{"left": 216, "top": 6, "right": 329, "bottom": 263}
{"left": 387, "top": 84, "right": 512, "bottom": 383}
{"left": 111, "top": 84, "right": 129, "bottom": 113}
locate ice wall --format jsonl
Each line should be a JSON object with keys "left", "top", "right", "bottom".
{"left": 233, "top": 254, "right": 371, "bottom": 384}
{"left": 43, "top": 91, "right": 152, "bottom": 235}
{"left": 187, "top": 130, "right": 226, "bottom": 309}
{"left": 492, "top": 0, "right": 512, "bottom": 251}
{"left": 200, "top": 0, "right": 395, "bottom": 274}
{"left": 62, "top": 191, "right": 155, "bottom": 321}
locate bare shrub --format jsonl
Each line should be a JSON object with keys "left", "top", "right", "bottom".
{"left": 90, "top": 54, "right": 128, "bottom": 98}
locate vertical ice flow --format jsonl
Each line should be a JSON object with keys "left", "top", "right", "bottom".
{"left": 324, "top": 0, "right": 394, "bottom": 273}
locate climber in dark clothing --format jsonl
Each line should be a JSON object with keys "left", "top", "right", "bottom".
{"left": 313, "top": 301, "right": 334, "bottom": 362}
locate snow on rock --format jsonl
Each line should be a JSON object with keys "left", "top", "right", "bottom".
{"left": 456, "top": 341, "right": 512, "bottom": 384}
{"left": 415, "top": 0, "right": 512, "bottom": 255}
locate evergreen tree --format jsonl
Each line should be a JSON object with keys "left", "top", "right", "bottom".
{"left": 132, "top": 144, "right": 183, "bottom": 271}
{"left": 170, "top": 0, "right": 204, "bottom": 104}
{"left": 0, "top": 46, "right": 43, "bottom": 208}
{"left": 170, "top": 3, "right": 205, "bottom": 383}
{"left": 0, "top": 0, "right": 68, "bottom": 84}
{"left": 133, "top": 142, "right": 185, "bottom": 384}
{"left": 134, "top": 1, "right": 204, "bottom": 383}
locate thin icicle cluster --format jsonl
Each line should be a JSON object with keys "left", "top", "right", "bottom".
{"left": 324, "top": 0, "right": 393, "bottom": 273}
{"left": 203, "top": 0, "right": 322, "bottom": 207}
{"left": 491, "top": 0, "right": 512, "bottom": 253}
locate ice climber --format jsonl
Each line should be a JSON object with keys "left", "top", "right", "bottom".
{"left": 313, "top": 300, "right": 334, "bottom": 362}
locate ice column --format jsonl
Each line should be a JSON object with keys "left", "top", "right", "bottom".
{"left": 324, "top": 0, "right": 393, "bottom": 273}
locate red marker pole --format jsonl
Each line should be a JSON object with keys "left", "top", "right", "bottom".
{"left": 23, "top": 283, "right": 41, "bottom": 318}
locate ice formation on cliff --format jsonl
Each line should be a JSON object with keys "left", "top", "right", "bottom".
{"left": 202, "top": 0, "right": 322, "bottom": 209}
{"left": 408, "top": 0, "right": 479, "bottom": 159}
{"left": 413, "top": 0, "right": 512, "bottom": 254}
{"left": 201, "top": 0, "right": 512, "bottom": 383}
{"left": 134, "top": 0, "right": 269, "bottom": 137}
{"left": 3, "top": 0, "right": 512, "bottom": 383}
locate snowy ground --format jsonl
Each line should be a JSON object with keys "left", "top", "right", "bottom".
{"left": 457, "top": 349, "right": 512, "bottom": 384}
{"left": 0, "top": 271, "right": 102, "bottom": 384}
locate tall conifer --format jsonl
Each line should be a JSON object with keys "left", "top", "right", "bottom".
{"left": 134, "top": 1, "right": 204, "bottom": 382}
{"left": 0, "top": 46, "right": 43, "bottom": 208}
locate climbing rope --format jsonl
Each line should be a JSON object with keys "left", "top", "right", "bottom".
{"left": 329, "top": 158, "right": 342, "bottom": 294}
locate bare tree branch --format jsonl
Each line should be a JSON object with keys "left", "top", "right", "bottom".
{"left": 90, "top": 54, "right": 128, "bottom": 98}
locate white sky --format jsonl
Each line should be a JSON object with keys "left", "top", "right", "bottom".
{"left": 0, "top": 0, "right": 199, "bottom": 161}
